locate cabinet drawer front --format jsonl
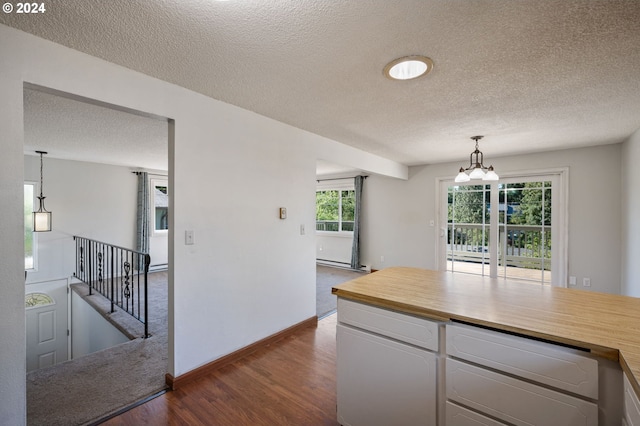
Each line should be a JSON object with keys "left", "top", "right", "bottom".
{"left": 337, "top": 298, "right": 439, "bottom": 351}
{"left": 447, "top": 358, "right": 598, "bottom": 426}
{"left": 337, "top": 324, "right": 437, "bottom": 426}
{"left": 446, "top": 401, "right": 508, "bottom": 426}
{"left": 447, "top": 323, "right": 598, "bottom": 399}
{"left": 625, "top": 375, "right": 640, "bottom": 426}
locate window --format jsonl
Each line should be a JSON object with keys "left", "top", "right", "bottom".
{"left": 152, "top": 180, "right": 168, "bottom": 232}
{"left": 25, "top": 292, "right": 54, "bottom": 308}
{"left": 24, "top": 183, "right": 36, "bottom": 269}
{"left": 316, "top": 189, "right": 355, "bottom": 232}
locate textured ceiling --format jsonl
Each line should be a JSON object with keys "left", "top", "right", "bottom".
{"left": 23, "top": 88, "right": 168, "bottom": 170}
{"left": 3, "top": 0, "right": 640, "bottom": 174}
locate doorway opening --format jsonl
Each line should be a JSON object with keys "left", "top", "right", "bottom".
{"left": 22, "top": 83, "right": 174, "bottom": 424}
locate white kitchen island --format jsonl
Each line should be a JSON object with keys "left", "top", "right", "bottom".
{"left": 332, "top": 267, "right": 640, "bottom": 426}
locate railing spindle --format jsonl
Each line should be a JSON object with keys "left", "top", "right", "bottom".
{"left": 73, "top": 236, "right": 150, "bottom": 337}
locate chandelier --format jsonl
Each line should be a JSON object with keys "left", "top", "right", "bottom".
{"left": 33, "top": 150, "right": 52, "bottom": 232}
{"left": 454, "top": 136, "right": 499, "bottom": 183}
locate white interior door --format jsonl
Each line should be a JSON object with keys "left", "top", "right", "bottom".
{"left": 26, "top": 278, "right": 69, "bottom": 372}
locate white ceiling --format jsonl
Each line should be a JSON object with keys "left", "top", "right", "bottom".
{"left": 23, "top": 88, "right": 169, "bottom": 170}
{"left": 4, "top": 0, "right": 640, "bottom": 174}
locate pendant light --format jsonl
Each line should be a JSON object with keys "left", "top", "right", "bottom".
{"left": 33, "top": 150, "right": 52, "bottom": 232}
{"left": 454, "top": 136, "right": 499, "bottom": 183}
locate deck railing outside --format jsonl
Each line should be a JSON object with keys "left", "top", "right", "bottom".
{"left": 316, "top": 220, "right": 354, "bottom": 232}
{"left": 73, "top": 236, "right": 151, "bottom": 338}
{"left": 447, "top": 223, "right": 551, "bottom": 271}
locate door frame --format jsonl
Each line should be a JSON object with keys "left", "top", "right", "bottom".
{"left": 436, "top": 167, "right": 569, "bottom": 286}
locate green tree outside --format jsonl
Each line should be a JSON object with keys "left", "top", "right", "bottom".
{"left": 316, "top": 190, "right": 355, "bottom": 232}
{"left": 448, "top": 181, "right": 552, "bottom": 270}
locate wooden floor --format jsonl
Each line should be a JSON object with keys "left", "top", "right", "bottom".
{"left": 102, "top": 314, "right": 340, "bottom": 426}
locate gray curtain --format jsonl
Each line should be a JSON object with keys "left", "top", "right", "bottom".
{"left": 350, "top": 175, "right": 364, "bottom": 270}
{"left": 135, "top": 172, "right": 150, "bottom": 257}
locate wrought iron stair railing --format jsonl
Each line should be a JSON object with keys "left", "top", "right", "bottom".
{"left": 73, "top": 236, "right": 151, "bottom": 338}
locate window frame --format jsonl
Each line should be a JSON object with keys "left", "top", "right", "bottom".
{"left": 316, "top": 179, "right": 355, "bottom": 235}
{"left": 151, "top": 178, "right": 169, "bottom": 236}
{"left": 24, "top": 181, "right": 38, "bottom": 271}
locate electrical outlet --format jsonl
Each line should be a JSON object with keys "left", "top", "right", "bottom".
{"left": 583, "top": 277, "right": 591, "bottom": 287}
{"left": 569, "top": 276, "right": 576, "bottom": 286}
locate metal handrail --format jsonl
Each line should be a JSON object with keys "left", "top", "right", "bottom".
{"left": 73, "top": 236, "right": 151, "bottom": 338}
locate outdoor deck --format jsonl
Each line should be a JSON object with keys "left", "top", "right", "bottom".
{"left": 447, "top": 260, "right": 551, "bottom": 283}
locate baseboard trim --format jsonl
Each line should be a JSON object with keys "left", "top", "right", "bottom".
{"left": 165, "top": 315, "right": 318, "bottom": 390}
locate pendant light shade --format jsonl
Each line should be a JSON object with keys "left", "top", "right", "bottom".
{"left": 483, "top": 166, "right": 499, "bottom": 181}
{"left": 33, "top": 151, "right": 52, "bottom": 232}
{"left": 468, "top": 167, "right": 486, "bottom": 180}
{"left": 454, "top": 136, "right": 499, "bottom": 183}
{"left": 455, "top": 168, "right": 471, "bottom": 183}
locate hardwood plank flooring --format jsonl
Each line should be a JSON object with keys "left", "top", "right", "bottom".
{"left": 102, "top": 314, "right": 339, "bottom": 426}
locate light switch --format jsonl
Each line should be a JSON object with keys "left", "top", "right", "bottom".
{"left": 185, "top": 230, "right": 194, "bottom": 245}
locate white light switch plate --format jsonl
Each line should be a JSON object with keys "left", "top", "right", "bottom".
{"left": 185, "top": 230, "right": 194, "bottom": 245}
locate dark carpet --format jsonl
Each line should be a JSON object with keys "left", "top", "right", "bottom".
{"left": 316, "top": 264, "right": 365, "bottom": 317}
{"left": 27, "top": 272, "right": 168, "bottom": 426}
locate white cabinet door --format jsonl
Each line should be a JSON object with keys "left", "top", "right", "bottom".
{"left": 625, "top": 374, "right": 640, "bottom": 426}
{"left": 337, "top": 324, "right": 437, "bottom": 426}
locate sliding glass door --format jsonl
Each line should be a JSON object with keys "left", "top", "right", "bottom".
{"left": 441, "top": 172, "right": 565, "bottom": 286}
{"left": 496, "top": 179, "right": 552, "bottom": 282}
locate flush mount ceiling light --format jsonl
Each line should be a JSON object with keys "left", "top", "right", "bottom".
{"left": 383, "top": 55, "right": 434, "bottom": 81}
{"left": 454, "top": 136, "right": 499, "bottom": 183}
{"left": 33, "top": 150, "right": 52, "bottom": 232}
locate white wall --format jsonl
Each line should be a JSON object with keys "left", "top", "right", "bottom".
{"left": 71, "top": 291, "right": 129, "bottom": 358}
{"left": 316, "top": 234, "right": 353, "bottom": 265}
{"left": 622, "top": 129, "right": 640, "bottom": 296}
{"left": 0, "top": 24, "right": 406, "bottom": 424}
{"left": 24, "top": 156, "right": 138, "bottom": 284}
{"left": 362, "top": 144, "right": 623, "bottom": 295}
{"left": 0, "top": 39, "right": 28, "bottom": 425}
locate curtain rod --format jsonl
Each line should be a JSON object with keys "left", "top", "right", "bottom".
{"left": 132, "top": 171, "right": 167, "bottom": 177}
{"left": 316, "top": 175, "right": 368, "bottom": 183}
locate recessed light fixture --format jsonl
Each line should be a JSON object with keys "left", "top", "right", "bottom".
{"left": 383, "top": 55, "right": 434, "bottom": 81}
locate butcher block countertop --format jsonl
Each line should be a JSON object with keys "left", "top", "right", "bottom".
{"left": 332, "top": 267, "right": 640, "bottom": 397}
